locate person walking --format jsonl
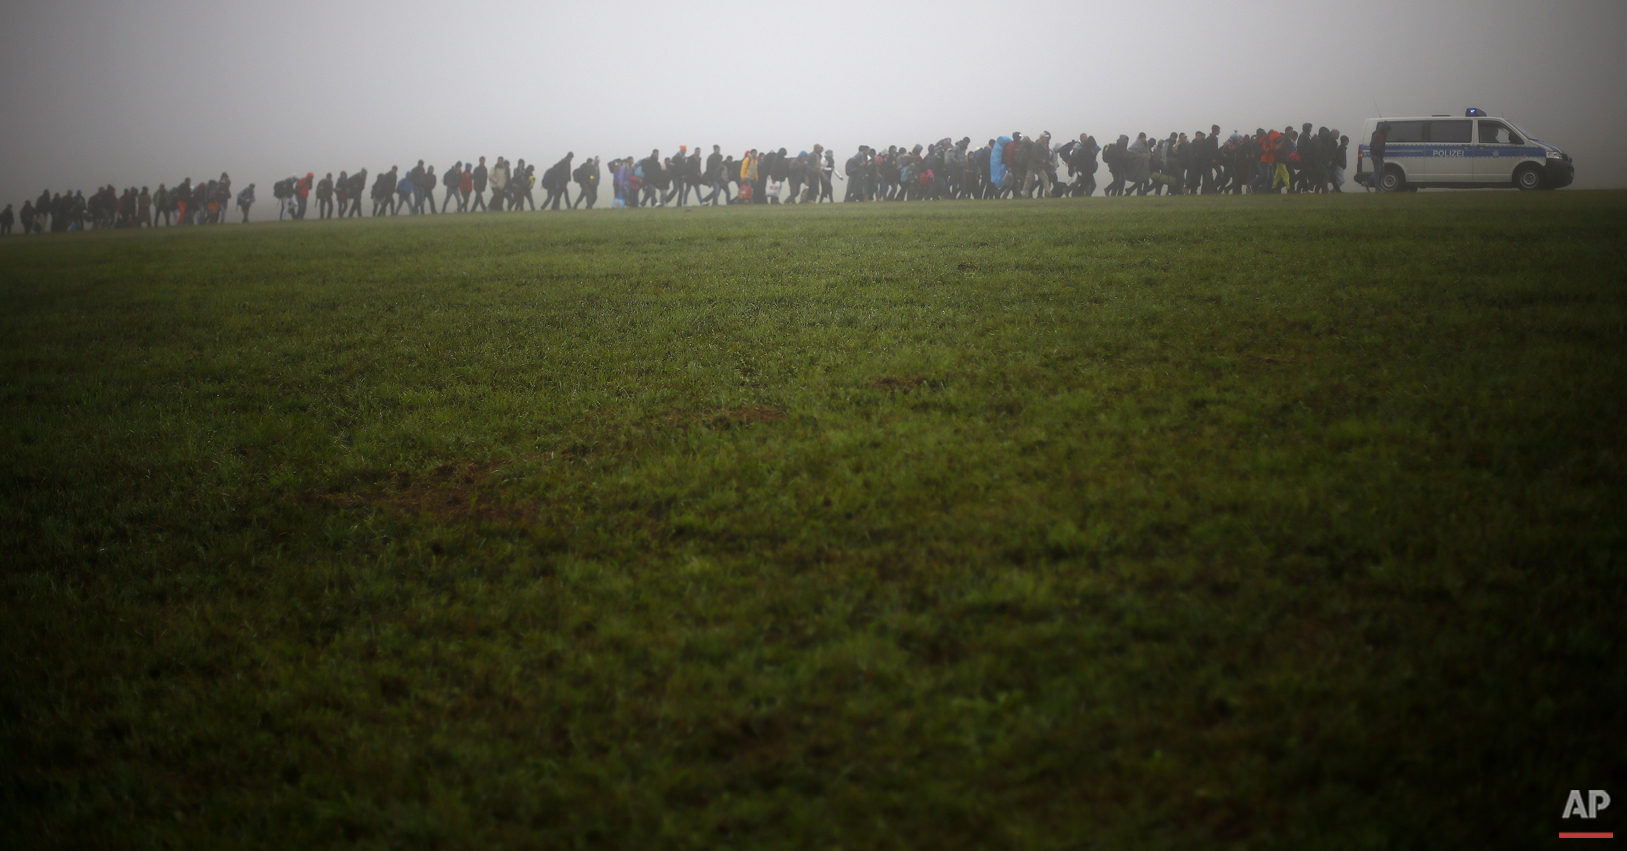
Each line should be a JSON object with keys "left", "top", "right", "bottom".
{"left": 739, "top": 149, "right": 758, "bottom": 204}
{"left": 33, "top": 189, "right": 51, "bottom": 231}
{"left": 543, "top": 153, "right": 573, "bottom": 210}
{"left": 316, "top": 173, "right": 334, "bottom": 219}
{"left": 439, "top": 163, "right": 459, "bottom": 212}
{"left": 488, "top": 157, "right": 508, "bottom": 211}
{"left": 698, "top": 145, "right": 726, "bottom": 205}
{"left": 1273, "top": 128, "right": 1293, "bottom": 193}
{"left": 395, "top": 169, "right": 415, "bottom": 214}
{"left": 335, "top": 171, "right": 350, "bottom": 217}
{"left": 237, "top": 184, "right": 255, "bottom": 222}
{"left": 294, "top": 173, "right": 312, "bottom": 219}
{"left": 439, "top": 162, "right": 458, "bottom": 211}
{"left": 1331, "top": 133, "right": 1348, "bottom": 192}
{"left": 1021, "top": 131, "right": 1054, "bottom": 198}
{"left": 175, "top": 178, "right": 194, "bottom": 224}
{"left": 136, "top": 186, "right": 152, "bottom": 226}
{"left": 1367, "top": 122, "right": 1388, "bottom": 191}
{"left": 572, "top": 156, "right": 600, "bottom": 209}
{"left": 151, "top": 185, "right": 168, "bottom": 226}
{"left": 344, "top": 170, "right": 366, "bottom": 216}
{"left": 409, "top": 162, "right": 437, "bottom": 214}
{"left": 371, "top": 168, "right": 396, "bottom": 216}
{"left": 513, "top": 162, "right": 535, "bottom": 210}
{"left": 470, "top": 156, "right": 489, "bottom": 211}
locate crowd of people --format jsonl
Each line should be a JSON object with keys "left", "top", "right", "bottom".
{"left": 0, "top": 173, "right": 248, "bottom": 234}
{"left": 0, "top": 121, "right": 1357, "bottom": 234}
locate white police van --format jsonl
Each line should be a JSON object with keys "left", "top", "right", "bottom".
{"left": 1355, "top": 109, "right": 1574, "bottom": 191}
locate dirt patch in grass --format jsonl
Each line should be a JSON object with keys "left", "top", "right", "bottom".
{"left": 318, "top": 460, "right": 526, "bottom": 524}
{"left": 868, "top": 375, "right": 927, "bottom": 394}
{"left": 670, "top": 406, "right": 787, "bottom": 430}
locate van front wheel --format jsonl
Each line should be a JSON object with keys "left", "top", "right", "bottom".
{"left": 1514, "top": 165, "right": 1545, "bottom": 191}
{"left": 1377, "top": 166, "right": 1406, "bottom": 193}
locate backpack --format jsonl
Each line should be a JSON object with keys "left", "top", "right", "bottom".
{"left": 273, "top": 178, "right": 293, "bottom": 199}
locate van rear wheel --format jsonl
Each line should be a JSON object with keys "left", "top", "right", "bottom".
{"left": 1377, "top": 166, "right": 1406, "bottom": 193}
{"left": 1514, "top": 165, "right": 1545, "bottom": 191}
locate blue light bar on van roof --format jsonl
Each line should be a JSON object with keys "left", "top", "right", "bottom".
{"left": 1466, "top": 107, "right": 1487, "bottom": 116}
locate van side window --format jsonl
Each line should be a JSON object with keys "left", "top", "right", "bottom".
{"left": 1478, "top": 121, "right": 1524, "bottom": 145}
{"left": 1386, "top": 121, "right": 1426, "bottom": 143}
{"left": 1426, "top": 120, "right": 1472, "bottom": 143}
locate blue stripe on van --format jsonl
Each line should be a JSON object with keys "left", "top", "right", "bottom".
{"left": 1358, "top": 144, "right": 1548, "bottom": 159}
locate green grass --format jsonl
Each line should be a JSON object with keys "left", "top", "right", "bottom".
{"left": 3, "top": 192, "right": 1625, "bottom": 849}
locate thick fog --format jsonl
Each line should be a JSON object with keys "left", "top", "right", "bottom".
{"left": 2, "top": 0, "right": 1623, "bottom": 220}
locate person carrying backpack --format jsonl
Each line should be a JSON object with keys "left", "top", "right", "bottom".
{"left": 572, "top": 156, "right": 600, "bottom": 209}
{"left": 315, "top": 173, "right": 334, "bottom": 219}
{"left": 442, "top": 162, "right": 463, "bottom": 212}
{"left": 371, "top": 168, "right": 396, "bottom": 216}
{"left": 543, "top": 153, "right": 573, "bottom": 210}
{"left": 409, "top": 162, "right": 436, "bottom": 214}
{"left": 272, "top": 177, "right": 293, "bottom": 219}
{"left": 1002, "top": 135, "right": 1024, "bottom": 197}
{"left": 334, "top": 172, "right": 349, "bottom": 217}
{"left": 345, "top": 169, "right": 367, "bottom": 217}
{"left": 237, "top": 184, "right": 255, "bottom": 223}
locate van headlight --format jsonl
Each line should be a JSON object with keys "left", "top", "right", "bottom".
{"left": 1546, "top": 150, "right": 1567, "bottom": 160}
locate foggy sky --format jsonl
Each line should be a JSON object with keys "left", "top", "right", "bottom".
{"left": 2, "top": 0, "right": 1624, "bottom": 220}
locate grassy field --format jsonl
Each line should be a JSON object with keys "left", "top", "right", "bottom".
{"left": 2, "top": 191, "right": 1624, "bottom": 849}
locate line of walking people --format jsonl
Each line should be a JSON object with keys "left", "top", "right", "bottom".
{"left": 2, "top": 173, "right": 247, "bottom": 233}
{"left": 837, "top": 123, "right": 1351, "bottom": 202}
{"left": 269, "top": 146, "right": 844, "bottom": 219}
{"left": 0, "top": 120, "right": 1359, "bottom": 235}
{"left": 277, "top": 156, "right": 572, "bottom": 220}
